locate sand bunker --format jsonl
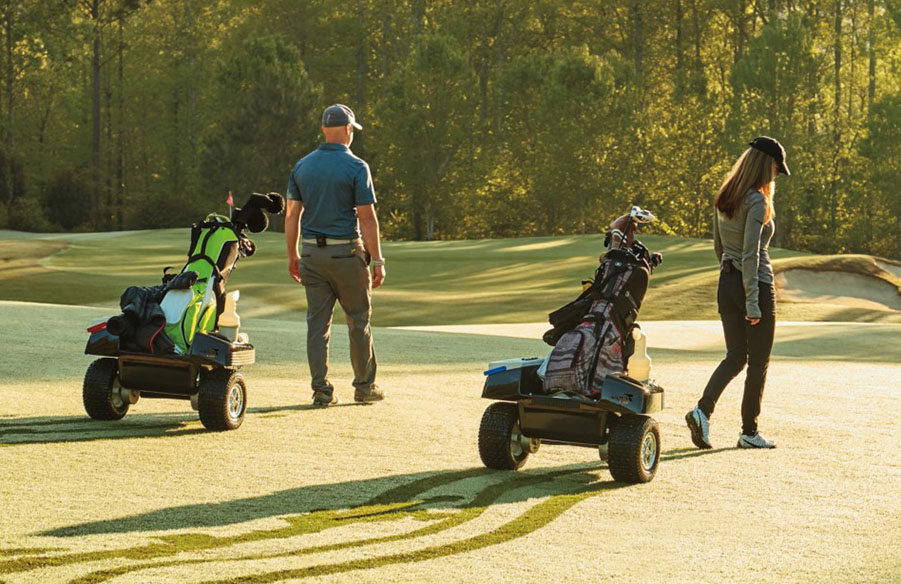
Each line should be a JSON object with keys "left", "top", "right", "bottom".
{"left": 776, "top": 269, "right": 901, "bottom": 312}
{"left": 875, "top": 259, "right": 901, "bottom": 279}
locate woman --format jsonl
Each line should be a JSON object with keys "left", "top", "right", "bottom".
{"left": 685, "top": 136, "right": 789, "bottom": 450}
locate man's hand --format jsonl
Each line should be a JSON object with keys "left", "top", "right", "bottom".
{"left": 372, "top": 264, "right": 385, "bottom": 289}
{"left": 288, "top": 256, "right": 302, "bottom": 284}
{"left": 746, "top": 317, "right": 760, "bottom": 326}
{"left": 285, "top": 199, "right": 303, "bottom": 284}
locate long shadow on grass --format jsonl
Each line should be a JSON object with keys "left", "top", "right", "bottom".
{"left": 40, "top": 446, "right": 728, "bottom": 539}
{"left": 5, "top": 448, "right": 735, "bottom": 583}
{"left": 3, "top": 448, "right": 736, "bottom": 582}
{"left": 3, "top": 464, "right": 604, "bottom": 576}
{"left": 0, "top": 404, "right": 371, "bottom": 446}
{"left": 0, "top": 413, "right": 206, "bottom": 445}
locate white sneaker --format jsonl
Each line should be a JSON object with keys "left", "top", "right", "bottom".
{"left": 737, "top": 432, "right": 776, "bottom": 449}
{"left": 685, "top": 407, "right": 712, "bottom": 449}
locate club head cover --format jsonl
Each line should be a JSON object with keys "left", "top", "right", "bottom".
{"left": 265, "top": 192, "right": 286, "bottom": 214}
{"left": 241, "top": 193, "right": 271, "bottom": 211}
{"left": 245, "top": 208, "right": 269, "bottom": 233}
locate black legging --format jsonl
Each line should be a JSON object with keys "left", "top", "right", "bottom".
{"left": 698, "top": 268, "right": 776, "bottom": 436}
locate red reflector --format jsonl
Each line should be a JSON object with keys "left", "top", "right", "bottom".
{"left": 87, "top": 322, "right": 107, "bottom": 334}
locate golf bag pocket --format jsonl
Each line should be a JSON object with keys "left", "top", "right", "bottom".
{"left": 162, "top": 284, "right": 216, "bottom": 354}
{"left": 543, "top": 328, "right": 591, "bottom": 393}
{"left": 543, "top": 309, "right": 618, "bottom": 396}
{"left": 542, "top": 300, "right": 627, "bottom": 396}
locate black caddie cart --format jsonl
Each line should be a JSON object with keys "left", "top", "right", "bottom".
{"left": 478, "top": 359, "right": 664, "bottom": 483}
{"left": 78, "top": 192, "right": 284, "bottom": 432}
{"left": 83, "top": 327, "right": 254, "bottom": 431}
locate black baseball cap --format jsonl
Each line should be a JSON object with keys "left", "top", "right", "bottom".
{"left": 749, "top": 136, "right": 790, "bottom": 176}
{"left": 321, "top": 104, "right": 362, "bottom": 130}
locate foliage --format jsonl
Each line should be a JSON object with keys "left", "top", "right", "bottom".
{"left": 0, "top": 0, "right": 899, "bottom": 257}
{"left": 43, "top": 168, "right": 93, "bottom": 230}
{"left": 201, "top": 34, "right": 322, "bottom": 209}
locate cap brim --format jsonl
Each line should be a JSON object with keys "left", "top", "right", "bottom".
{"left": 351, "top": 121, "right": 363, "bottom": 130}
{"left": 778, "top": 161, "right": 790, "bottom": 176}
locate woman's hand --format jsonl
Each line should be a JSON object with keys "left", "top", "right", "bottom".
{"left": 745, "top": 317, "right": 760, "bottom": 326}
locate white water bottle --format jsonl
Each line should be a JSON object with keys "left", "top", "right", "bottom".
{"left": 218, "top": 290, "right": 241, "bottom": 341}
{"left": 628, "top": 326, "right": 652, "bottom": 383}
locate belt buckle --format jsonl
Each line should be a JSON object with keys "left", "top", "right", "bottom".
{"left": 315, "top": 234, "right": 327, "bottom": 247}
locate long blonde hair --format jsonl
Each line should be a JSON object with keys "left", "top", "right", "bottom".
{"left": 714, "top": 147, "right": 776, "bottom": 223}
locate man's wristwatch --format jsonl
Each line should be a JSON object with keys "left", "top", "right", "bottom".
{"left": 371, "top": 258, "right": 386, "bottom": 267}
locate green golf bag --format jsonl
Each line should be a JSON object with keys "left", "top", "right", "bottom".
{"left": 161, "top": 215, "right": 243, "bottom": 353}
{"left": 106, "top": 193, "right": 285, "bottom": 355}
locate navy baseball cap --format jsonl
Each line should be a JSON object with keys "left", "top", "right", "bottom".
{"left": 749, "top": 136, "right": 790, "bottom": 176}
{"left": 322, "top": 104, "right": 362, "bottom": 130}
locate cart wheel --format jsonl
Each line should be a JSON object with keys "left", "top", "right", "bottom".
{"left": 83, "top": 358, "right": 129, "bottom": 421}
{"left": 478, "top": 402, "right": 536, "bottom": 470}
{"left": 607, "top": 414, "right": 660, "bottom": 484}
{"left": 197, "top": 369, "right": 246, "bottom": 431}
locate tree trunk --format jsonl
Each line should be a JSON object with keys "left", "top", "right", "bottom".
{"left": 356, "top": 0, "right": 366, "bottom": 157}
{"left": 675, "top": 0, "right": 683, "bottom": 81}
{"left": 831, "top": 0, "right": 842, "bottom": 235}
{"left": 357, "top": 0, "right": 365, "bottom": 111}
{"left": 171, "top": 94, "right": 180, "bottom": 197}
{"left": 184, "top": 1, "right": 198, "bottom": 196}
{"left": 91, "top": 0, "right": 102, "bottom": 228}
{"left": 4, "top": 2, "right": 14, "bottom": 203}
{"left": 116, "top": 17, "right": 124, "bottom": 230}
{"left": 413, "top": 205, "right": 422, "bottom": 240}
{"left": 848, "top": 6, "right": 856, "bottom": 121}
{"left": 105, "top": 46, "right": 114, "bottom": 229}
{"left": 37, "top": 86, "right": 54, "bottom": 186}
{"left": 495, "top": 0, "right": 503, "bottom": 143}
{"left": 692, "top": 0, "right": 702, "bottom": 93}
{"left": 479, "top": 57, "right": 488, "bottom": 136}
{"left": 631, "top": 0, "right": 644, "bottom": 90}
{"left": 412, "top": 0, "right": 425, "bottom": 37}
{"left": 834, "top": 0, "right": 842, "bottom": 124}
{"left": 867, "top": 0, "right": 875, "bottom": 113}
{"left": 807, "top": 2, "right": 818, "bottom": 137}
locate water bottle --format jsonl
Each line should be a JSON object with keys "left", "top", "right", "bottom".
{"left": 218, "top": 290, "right": 241, "bottom": 341}
{"left": 628, "top": 326, "right": 652, "bottom": 383}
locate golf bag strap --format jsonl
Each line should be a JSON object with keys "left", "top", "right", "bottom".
{"left": 183, "top": 222, "right": 229, "bottom": 282}
{"left": 186, "top": 253, "right": 224, "bottom": 282}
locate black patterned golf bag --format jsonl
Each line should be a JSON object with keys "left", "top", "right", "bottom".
{"left": 542, "top": 240, "right": 660, "bottom": 396}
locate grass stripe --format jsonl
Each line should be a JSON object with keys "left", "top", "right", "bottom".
{"left": 58, "top": 467, "right": 594, "bottom": 584}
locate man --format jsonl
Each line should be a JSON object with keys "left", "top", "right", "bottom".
{"left": 286, "top": 104, "right": 386, "bottom": 406}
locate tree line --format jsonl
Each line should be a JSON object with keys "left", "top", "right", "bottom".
{"left": 1, "top": 0, "right": 899, "bottom": 257}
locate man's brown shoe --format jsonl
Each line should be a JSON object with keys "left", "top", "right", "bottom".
{"left": 354, "top": 386, "right": 385, "bottom": 403}
{"left": 312, "top": 391, "right": 338, "bottom": 406}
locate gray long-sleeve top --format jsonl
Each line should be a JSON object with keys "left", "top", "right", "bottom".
{"left": 713, "top": 189, "right": 775, "bottom": 319}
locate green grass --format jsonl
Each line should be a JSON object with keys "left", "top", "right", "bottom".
{"left": 0, "top": 301, "right": 898, "bottom": 584}
{"left": 2, "top": 228, "right": 899, "bottom": 325}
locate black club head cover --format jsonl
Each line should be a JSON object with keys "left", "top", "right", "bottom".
{"left": 245, "top": 208, "right": 269, "bottom": 233}
{"left": 242, "top": 193, "right": 272, "bottom": 211}
{"left": 265, "top": 192, "right": 286, "bottom": 214}
{"left": 233, "top": 192, "right": 284, "bottom": 233}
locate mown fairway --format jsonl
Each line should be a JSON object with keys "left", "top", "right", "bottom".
{"left": 0, "top": 230, "right": 899, "bottom": 583}
{"left": 3, "top": 228, "right": 900, "bottom": 325}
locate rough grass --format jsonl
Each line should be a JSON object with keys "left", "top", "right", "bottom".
{"left": 1, "top": 229, "right": 899, "bottom": 325}
{"left": 1, "top": 301, "right": 899, "bottom": 584}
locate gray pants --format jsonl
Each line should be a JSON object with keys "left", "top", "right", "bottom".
{"left": 299, "top": 240, "right": 376, "bottom": 396}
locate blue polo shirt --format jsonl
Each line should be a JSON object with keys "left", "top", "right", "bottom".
{"left": 286, "top": 143, "right": 377, "bottom": 239}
